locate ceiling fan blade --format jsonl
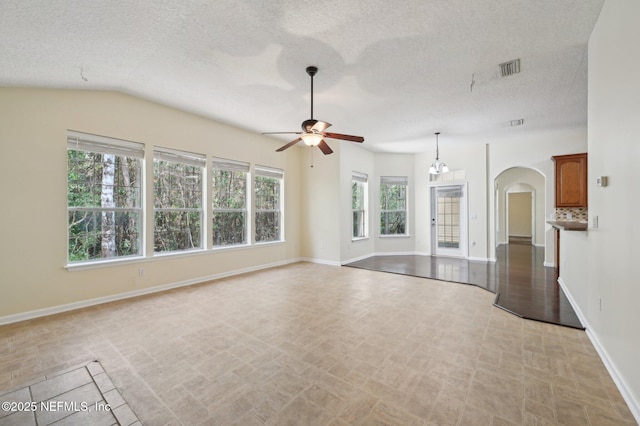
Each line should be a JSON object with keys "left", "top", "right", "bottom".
{"left": 276, "top": 138, "right": 302, "bottom": 152}
{"left": 317, "top": 140, "right": 333, "bottom": 155}
{"left": 262, "top": 131, "right": 302, "bottom": 135}
{"left": 323, "top": 132, "right": 364, "bottom": 143}
{"left": 311, "top": 120, "right": 332, "bottom": 133}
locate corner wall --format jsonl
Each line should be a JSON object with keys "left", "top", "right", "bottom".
{"left": 573, "top": 0, "right": 640, "bottom": 418}
{"left": 339, "top": 143, "right": 375, "bottom": 263}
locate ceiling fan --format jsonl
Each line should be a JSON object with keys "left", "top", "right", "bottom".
{"left": 262, "top": 66, "right": 364, "bottom": 155}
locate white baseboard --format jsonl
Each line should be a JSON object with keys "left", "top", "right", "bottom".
{"left": 558, "top": 278, "right": 640, "bottom": 424}
{"left": 342, "top": 251, "right": 494, "bottom": 264}
{"left": 340, "top": 253, "right": 375, "bottom": 265}
{"left": 341, "top": 251, "right": 430, "bottom": 265}
{"left": 301, "top": 257, "right": 341, "bottom": 266}
{"left": 373, "top": 251, "right": 418, "bottom": 256}
{"left": 0, "top": 258, "right": 302, "bottom": 326}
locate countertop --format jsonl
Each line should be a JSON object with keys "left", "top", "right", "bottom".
{"left": 547, "top": 221, "right": 588, "bottom": 231}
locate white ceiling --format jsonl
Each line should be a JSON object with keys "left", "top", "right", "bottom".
{"left": 0, "top": 0, "right": 604, "bottom": 153}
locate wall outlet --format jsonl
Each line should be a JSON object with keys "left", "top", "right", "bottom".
{"left": 138, "top": 268, "right": 145, "bottom": 277}
{"left": 592, "top": 215, "right": 599, "bottom": 229}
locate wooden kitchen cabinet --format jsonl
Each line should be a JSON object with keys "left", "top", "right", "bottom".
{"left": 552, "top": 153, "right": 588, "bottom": 207}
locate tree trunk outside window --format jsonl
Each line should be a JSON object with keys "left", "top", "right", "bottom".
{"left": 101, "top": 154, "right": 116, "bottom": 257}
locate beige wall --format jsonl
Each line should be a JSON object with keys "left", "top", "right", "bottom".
{"left": 299, "top": 143, "right": 342, "bottom": 264}
{"left": 507, "top": 192, "right": 532, "bottom": 237}
{"left": 0, "top": 88, "right": 303, "bottom": 319}
{"left": 565, "top": 0, "right": 640, "bottom": 419}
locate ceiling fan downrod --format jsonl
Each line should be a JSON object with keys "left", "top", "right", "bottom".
{"left": 306, "top": 66, "right": 317, "bottom": 120}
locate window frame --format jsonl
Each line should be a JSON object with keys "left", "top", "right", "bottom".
{"left": 211, "top": 157, "right": 250, "bottom": 248}
{"left": 254, "top": 165, "right": 284, "bottom": 244}
{"left": 66, "top": 130, "right": 145, "bottom": 265}
{"left": 379, "top": 176, "right": 408, "bottom": 236}
{"left": 153, "top": 147, "right": 206, "bottom": 254}
{"left": 352, "top": 171, "right": 369, "bottom": 240}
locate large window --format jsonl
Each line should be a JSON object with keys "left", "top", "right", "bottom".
{"left": 153, "top": 148, "right": 205, "bottom": 253}
{"left": 352, "top": 171, "right": 368, "bottom": 239}
{"left": 212, "top": 158, "right": 249, "bottom": 247}
{"left": 67, "top": 131, "right": 289, "bottom": 264}
{"left": 255, "top": 166, "right": 283, "bottom": 243}
{"left": 67, "top": 131, "right": 144, "bottom": 263}
{"left": 380, "top": 176, "right": 408, "bottom": 235}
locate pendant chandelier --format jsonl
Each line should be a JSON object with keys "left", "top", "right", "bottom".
{"left": 429, "top": 132, "right": 449, "bottom": 175}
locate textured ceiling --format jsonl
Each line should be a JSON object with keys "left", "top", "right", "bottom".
{"left": 0, "top": 0, "right": 604, "bottom": 153}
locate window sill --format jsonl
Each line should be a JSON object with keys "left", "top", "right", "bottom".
{"left": 379, "top": 234, "right": 411, "bottom": 239}
{"left": 66, "top": 255, "right": 146, "bottom": 271}
{"left": 152, "top": 248, "right": 208, "bottom": 259}
{"left": 254, "top": 240, "right": 285, "bottom": 247}
{"left": 212, "top": 243, "right": 251, "bottom": 252}
{"left": 66, "top": 241, "right": 286, "bottom": 271}
{"left": 351, "top": 236, "right": 370, "bottom": 242}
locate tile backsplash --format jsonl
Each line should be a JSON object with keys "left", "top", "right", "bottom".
{"left": 554, "top": 207, "right": 588, "bottom": 222}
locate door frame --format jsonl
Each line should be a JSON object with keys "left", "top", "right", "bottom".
{"left": 429, "top": 182, "right": 468, "bottom": 258}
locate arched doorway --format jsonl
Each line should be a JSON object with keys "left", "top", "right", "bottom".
{"left": 494, "top": 167, "right": 545, "bottom": 248}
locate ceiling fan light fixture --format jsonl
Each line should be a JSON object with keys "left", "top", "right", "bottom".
{"left": 301, "top": 132, "right": 323, "bottom": 147}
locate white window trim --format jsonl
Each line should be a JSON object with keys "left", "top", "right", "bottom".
{"left": 212, "top": 157, "right": 251, "bottom": 248}
{"left": 66, "top": 130, "right": 293, "bottom": 268}
{"left": 352, "top": 171, "right": 369, "bottom": 239}
{"left": 67, "top": 130, "right": 145, "bottom": 265}
{"left": 380, "top": 176, "right": 409, "bottom": 236}
{"left": 254, "top": 165, "right": 284, "bottom": 243}
{"left": 153, "top": 147, "right": 206, "bottom": 254}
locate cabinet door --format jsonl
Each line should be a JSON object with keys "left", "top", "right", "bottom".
{"left": 554, "top": 154, "right": 587, "bottom": 207}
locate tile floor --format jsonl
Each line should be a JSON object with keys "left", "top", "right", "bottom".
{"left": 0, "top": 360, "right": 139, "bottom": 425}
{"left": 0, "top": 262, "right": 636, "bottom": 425}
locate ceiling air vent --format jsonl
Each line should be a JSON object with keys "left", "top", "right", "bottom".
{"left": 499, "top": 59, "right": 521, "bottom": 77}
{"left": 510, "top": 119, "right": 524, "bottom": 127}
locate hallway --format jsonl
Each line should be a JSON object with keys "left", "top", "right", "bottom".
{"left": 344, "top": 244, "right": 582, "bottom": 329}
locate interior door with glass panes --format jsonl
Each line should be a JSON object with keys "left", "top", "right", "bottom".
{"left": 431, "top": 184, "right": 467, "bottom": 257}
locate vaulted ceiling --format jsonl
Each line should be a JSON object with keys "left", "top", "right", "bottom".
{"left": 0, "top": 0, "right": 604, "bottom": 153}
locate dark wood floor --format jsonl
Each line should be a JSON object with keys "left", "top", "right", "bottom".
{"left": 344, "top": 244, "right": 583, "bottom": 329}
